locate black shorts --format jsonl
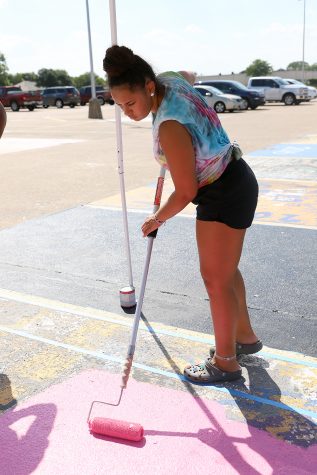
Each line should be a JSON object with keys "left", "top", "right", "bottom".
{"left": 192, "top": 158, "right": 259, "bottom": 229}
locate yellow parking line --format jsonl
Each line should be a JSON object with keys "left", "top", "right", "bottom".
{"left": 0, "top": 287, "right": 316, "bottom": 368}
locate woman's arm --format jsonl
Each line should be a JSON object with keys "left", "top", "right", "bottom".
{"left": 142, "top": 120, "right": 198, "bottom": 236}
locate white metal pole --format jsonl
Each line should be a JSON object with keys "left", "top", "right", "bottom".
{"left": 85, "top": 0, "right": 96, "bottom": 98}
{"left": 301, "top": 0, "right": 306, "bottom": 82}
{"left": 109, "top": 0, "right": 135, "bottom": 307}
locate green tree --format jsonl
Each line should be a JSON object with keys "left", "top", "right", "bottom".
{"left": 8, "top": 72, "right": 39, "bottom": 85}
{"left": 22, "top": 72, "right": 38, "bottom": 81}
{"left": 287, "top": 61, "right": 310, "bottom": 70}
{"left": 37, "top": 68, "right": 72, "bottom": 87}
{"left": 72, "top": 72, "right": 106, "bottom": 89}
{"left": 308, "top": 63, "right": 317, "bottom": 71}
{"left": 0, "top": 52, "right": 10, "bottom": 85}
{"left": 245, "top": 59, "right": 273, "bottom": 77}
{"left": 8, "top": 73, "right": 23, "bottom": 84}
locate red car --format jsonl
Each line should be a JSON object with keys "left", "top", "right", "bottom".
{"left": 79, "top": 85, "right": 114, "bottom": 106}
{"left": 0, "top": 86, "right": 42, "bottom": 111}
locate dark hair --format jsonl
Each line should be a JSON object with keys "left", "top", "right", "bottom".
{"left": 103, "top": 45, "right": 159, "bottom": 90}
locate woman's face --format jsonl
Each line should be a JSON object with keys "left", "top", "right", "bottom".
{"left": 110, "top": 82, "right": 154, "bottom": 121}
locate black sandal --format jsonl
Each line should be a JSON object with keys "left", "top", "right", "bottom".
{"left": 184, "top": 357, "right": 242, "bottom": 384}
{"left": 209, "top": 340, "right": 263, "bottom": 358}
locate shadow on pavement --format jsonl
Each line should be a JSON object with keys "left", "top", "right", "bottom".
{"left": 140, "top": 313, "right": 317, "bottom": 474}
{"left": 0, "top": 375, "right": 57, "bottom": 475}
{"left": 230, "top": 355, "right": 317, "bottom": 448}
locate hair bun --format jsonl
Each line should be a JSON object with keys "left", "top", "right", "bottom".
{"left": 104, "top": 45, "right": 136, "bottom": 77}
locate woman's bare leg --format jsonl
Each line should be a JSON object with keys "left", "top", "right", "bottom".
{"left": 234, "top": 269, "right": 259, "bottom": 343}
{"left": 196, "top": 220, "right": 258, "bottom": 372}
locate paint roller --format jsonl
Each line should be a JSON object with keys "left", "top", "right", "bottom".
{"left": 88, "top": 168, "right": 166, "bottom": 441}
{"left": 88, "top": 417, "right": 144, "bottom": 441}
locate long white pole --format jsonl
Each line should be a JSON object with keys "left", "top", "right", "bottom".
{"left": 85, "top": 0, "right": 96, "bottom": 98}
{"left": 108, "top": 0, "right": 135, "bottom": 304}
{"left": 301, "top": 0, "right": 306, "bottom": 82}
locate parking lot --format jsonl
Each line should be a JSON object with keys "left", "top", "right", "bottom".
{"left": 0, "top": 100, "right": 316, "bottom": 474}
{"left": 1, "top": 100, "right": 317, "bottom": 230}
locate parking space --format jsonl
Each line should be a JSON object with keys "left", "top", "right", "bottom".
{"left": 0, "top": 291, "right": 316, "bottom": 474}
{"left": 0, "top": 102, "right": 316, "bottom": 473}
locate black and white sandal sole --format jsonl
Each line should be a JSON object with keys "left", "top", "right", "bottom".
{"left": 184, "top": 358, "right": 242, "bottom": 384}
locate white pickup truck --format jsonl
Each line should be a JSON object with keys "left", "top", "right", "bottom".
{"left": 247, "top": 76, "right": 308, "bottom": 105}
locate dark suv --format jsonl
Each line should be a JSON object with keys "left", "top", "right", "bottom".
{"left": 79, "top": 85, "right": 114, "bottom": 106}
{"left": 195, "top": 80, "right": 266, "bottom": 110}
{"left": 42, "top": 86, "right": 80, "bottom": 108}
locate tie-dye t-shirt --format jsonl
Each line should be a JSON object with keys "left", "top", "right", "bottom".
{"left": 152, "top": 73, "right": 232, "bottom": 188}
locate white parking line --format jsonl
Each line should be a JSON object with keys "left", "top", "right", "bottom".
{"left": 0, "top": 138, "right": 84, "bottom": 155}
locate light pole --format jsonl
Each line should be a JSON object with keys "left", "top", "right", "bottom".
{"left": 301, "top": 0, "right": 306, "bottom": 82}
{"left": 85, "top": 0, "right": 102, "bottom": 119}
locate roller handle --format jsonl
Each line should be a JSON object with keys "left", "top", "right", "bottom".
{"left": 147, "top": 171, "right": 165, "bottom": 239}
{"left": 120, "top": 356, "right": 133, "bottom": 389}
{"left": 148, "top": 229, "right": 158, "bottom": 238}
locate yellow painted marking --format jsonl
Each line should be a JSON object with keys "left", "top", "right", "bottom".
{"left": 87, "top": 175, "right": 317, "bottom": 228}
{"left": 0, "top": 287, "right": 212, "bottom": 344}
{"left": 63, "top": 320, "right": 125, "bottom": 347}
{"left": 14, "top": 349, "right": 80, "bottom": 382}
{"left": 87, "top": 178, "right": 196, "bottom": 216}
{"left": 0, "top": 287, "right": 317, "bottom": 369}
{"left": 255, "top": 179, "right": 317, "bottom": 227}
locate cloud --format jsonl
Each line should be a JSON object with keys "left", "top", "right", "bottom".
{"left": 0, "top": 34, "right": 33, "bottom": 52}
{"left": 184, "top": 24, "right": 205, "bottom": 34}
{"left": 144, "top": 28, "right": 181, "bottom": 44}
{"left": 262, "top": 22, "right": 301, "bottom": 35}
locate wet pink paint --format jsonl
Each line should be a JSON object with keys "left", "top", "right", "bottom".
{"left": 0, "top": 370, "right": 316, "bottom": 475}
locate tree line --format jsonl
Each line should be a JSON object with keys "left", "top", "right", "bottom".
{"left": 0, "top": 53, "right": 106, "bottom": 89}
{"left": 1, "top": 52, "right": 317, "bottom": 88}
{"left": 244, "top": 59, "right": 317, "bottom": 77}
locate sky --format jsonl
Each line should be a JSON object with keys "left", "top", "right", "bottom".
{"left": 0, "top": 0, "right": 316, "bottom": 79}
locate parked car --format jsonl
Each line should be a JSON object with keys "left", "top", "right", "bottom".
{"left": 194, "top": 85, "right": 243, "bottom": 113}
{"left": 79, "top": 85, "right": 114, "bottom": 106}
{"left": 0, "top": 86, "right": 42, "bottom": 111}
{"left": 247, "top": 77, "right": 308, "bottom": 105}
{"left": 195, "top": 80, "right": 265, "bottom": 110}
{"left": 42, "top": 86, "right": 80, "bottom": 108}
{"left": 284, "top": 79, "right": 317, "bottom": 101}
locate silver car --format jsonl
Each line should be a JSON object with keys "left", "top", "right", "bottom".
{"left": 285, "top": 79, "right": 317, "bottom": 101}
{"left": 194, "top": 85, "right": 243, "bottom": 113}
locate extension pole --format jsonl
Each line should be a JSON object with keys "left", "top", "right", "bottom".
{"left": 121, "top": 167, "right": 166, "bottom": 389}
{"left": 109, "top": 0, "right": 135, "bottom": 307}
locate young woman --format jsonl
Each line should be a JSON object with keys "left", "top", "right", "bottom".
{"left": 103, "top": 45, "right": 262, "bottom": 384}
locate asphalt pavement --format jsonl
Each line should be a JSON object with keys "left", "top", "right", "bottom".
{"left": 0, "top": 103, "right": 316, "bottom": 474}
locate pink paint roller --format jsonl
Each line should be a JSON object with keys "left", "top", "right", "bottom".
{"left": 88, "top": 417, "right": 144, "bottom": 442}
{"left": 88, "top": 167, "right": 166, "bottom": 442}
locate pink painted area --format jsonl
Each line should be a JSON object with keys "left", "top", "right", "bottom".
{"left": 0, "top": 369, "right": 316, "bottom": 475}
